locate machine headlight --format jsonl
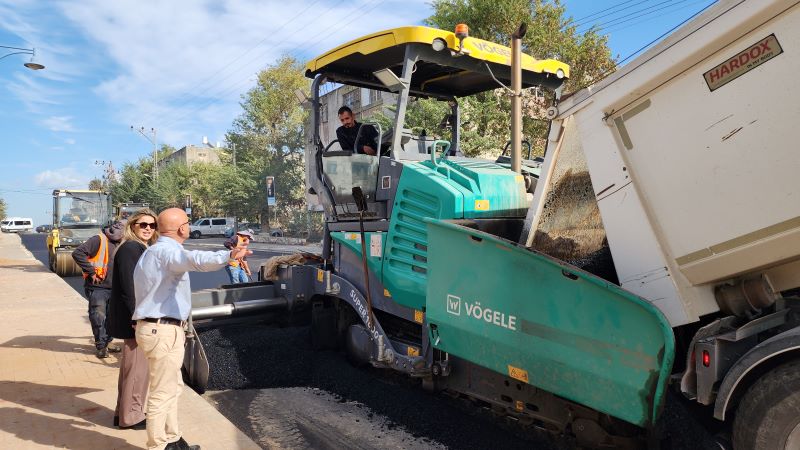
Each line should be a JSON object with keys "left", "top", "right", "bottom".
{"left": 432, "top": 38, "right": 447, "bottom": 52}
{"left": 64, "top": 238, "right": 73, "bottom": 243}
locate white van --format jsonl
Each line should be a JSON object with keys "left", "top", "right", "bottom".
{"left": 1, "top": 217, "right": 34, "bottom": 233}
{"left": 189, "top": 217, "right": 234, "bottom": 238}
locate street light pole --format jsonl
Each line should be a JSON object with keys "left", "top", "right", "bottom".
{"left": 131, "top": 126, "right": 158, "bottom": 180}
{"left": 0, "top": 45, "right": 45, "bottom": 70}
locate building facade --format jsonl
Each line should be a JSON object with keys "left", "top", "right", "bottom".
{"left": 159, "top": 144, "right": 221, "bottom": 168}
{"left": 318, "top": 85, "right": 395, "bottom": 147}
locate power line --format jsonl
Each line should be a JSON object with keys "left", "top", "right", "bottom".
{"left": 612, "top": 0, "right": 715, "bottom": 67}
{"left": 593, "top": 0, "right": 693, "bottom": 32}
{"left": 159, "top": 0, "right": 388, "bottom": 131}
{"left": 571, "top": 0, "right": 639, "bottom": 23}
{"left": 147, "top": 0, "right": 345, "bottom": 126}
{"left": 572, "top": 0, "right": 652, "bottom": 28}
{"left": 602, "top": 0, "right": 713, "bottom": 34}
{"left": 155, "top": 0, "right": 361, "bottom": 129}
{"left": 578, "top": 0, "right": 677, "bottom": 33}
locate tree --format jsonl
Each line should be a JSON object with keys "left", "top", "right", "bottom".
{"left": 0, "top": 197, "right": 6, "bottom": 220}
{"left": 226, "top": 55, "right": 309, "bottom": 230}
{"left": 88, "top": 178, "right": 104, "bottom": 190}
{"left": 425, "top": 0, "right": 616, "bottom": 156}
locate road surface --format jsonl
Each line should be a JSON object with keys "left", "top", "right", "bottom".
{"left": 18, "top": 232, "right": 716, "bottom": 449}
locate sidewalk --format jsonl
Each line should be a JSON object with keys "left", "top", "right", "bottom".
{"left": 0, "top": 232, "right": 260, "bottom": 449}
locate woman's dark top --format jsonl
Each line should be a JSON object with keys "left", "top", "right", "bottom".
{"left": 107, "top": 240, "right": 146, "bottom": 339}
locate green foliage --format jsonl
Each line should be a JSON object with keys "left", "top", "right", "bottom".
{"left": 110, "top": 55, "right": 309, "bottom": 235}
{"left": 0, "top": 197, "right": 6, "bottom": 220}
{"left": 226, "top": 55, "right": 309, "bottom": 229}
{"left": 425, "top": 0, "right": 615, "bottom": 157}
{"left": 88, "top": 178, "right": 104, "bottom": 190}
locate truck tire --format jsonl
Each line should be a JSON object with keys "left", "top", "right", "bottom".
{"left": 732, "top": 360, "right": 800, "bottom": 450}
{"left": 190, "top": 230, "right": 201, "bottom": 239}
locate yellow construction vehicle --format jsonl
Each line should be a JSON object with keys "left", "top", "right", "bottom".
{"left": 47, "top": 189, "right": 113, "bottom": 277}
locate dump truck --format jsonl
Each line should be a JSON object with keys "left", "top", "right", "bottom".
{"left": 187, "top": 2, "right": 799, "bottom": 448}
{"left": 427, "top": 0, "right": 800, "bottom": 448}
{"left": 47, "top": 189, "right": 113, "bottom": 277}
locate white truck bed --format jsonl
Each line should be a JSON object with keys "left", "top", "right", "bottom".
{"left": 529, "top": 0, "right": 800, "bottom": 326}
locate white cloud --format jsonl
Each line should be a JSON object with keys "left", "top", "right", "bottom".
{"left": 34, "top": 168, "right": 89, "bottom": 188}
{"left": 42, "top": 115, "right": 75, "bottom": 132}
{"left": 6, "top": 73, "right": 64, "bottom": 113}
{"left": 56, "top": 0, "right": 431, "bottom": 146}
{"left": 65, "top": 138, "right": 76, "bottom": 145}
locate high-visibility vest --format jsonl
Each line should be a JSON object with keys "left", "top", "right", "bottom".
{"left": 83, "top": 233, "right": 109, "bottom": 280}
{"left": 228, "top": 235, "right": 246, "bottom": 267}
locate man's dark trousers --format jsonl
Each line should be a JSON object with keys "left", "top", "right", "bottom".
{"left": 85, "top": 286, "right": 112, "bottom": 349}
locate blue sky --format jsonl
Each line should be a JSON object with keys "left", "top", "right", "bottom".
{"left": 1, "top": 0, "right": 715, "bottom": 226}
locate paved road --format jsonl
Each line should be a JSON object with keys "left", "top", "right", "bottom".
{"left": 18, "top": 232, "right": 717, "bottom": 449}
{"left": 20, "top": 233, "right": 280, "bottom": 292}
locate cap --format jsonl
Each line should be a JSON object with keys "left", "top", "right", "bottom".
{"left": 236, "top": 229, "right": 254, "bottom": 239}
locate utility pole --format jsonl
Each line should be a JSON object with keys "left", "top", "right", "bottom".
{"left": 131, "top": 126, "right": 158, "bottom": 180}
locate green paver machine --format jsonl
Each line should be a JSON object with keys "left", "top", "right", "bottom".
{"left": 47, "top": 189, "right": 113, "bottom": 277}
{"left": 190, "top": 24, "right": 673, "bottom": 447}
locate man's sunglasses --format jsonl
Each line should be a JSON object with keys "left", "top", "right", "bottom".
{"left": 136, "top": 222, "right": 158, "bottom": 230}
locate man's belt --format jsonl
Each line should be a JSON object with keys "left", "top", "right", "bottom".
{"left": 141, "top": 317, "right": 184, "bottom": 326}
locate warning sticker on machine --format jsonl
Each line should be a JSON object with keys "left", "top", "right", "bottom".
{"left": 704, "top": 34, "right": 783, "bottom": 91}
{"left": 370, "top": 233, "right": 382, "bottom": 257}
{"left": 508, "top": 365, "right": 529, "bottom": 383}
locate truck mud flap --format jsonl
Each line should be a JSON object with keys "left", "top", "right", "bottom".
{"left": 424, "top": 219, "right": 674, "bottom": 427}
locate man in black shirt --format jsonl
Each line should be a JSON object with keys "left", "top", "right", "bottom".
{"left": 336, "top": 106, "right": 378, "bottom": 155}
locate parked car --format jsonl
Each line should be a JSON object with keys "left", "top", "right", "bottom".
{"left": 189, "top": 217, "right": 234, "bottom": 238}
{"left": 35, "top": 224, "right": 52, "bottom": 233}
{"left": 1, "top": 217, "right": 34, "bottom": 233}
{"left": 223, "top": 223, "right": 260, "bottom": 238}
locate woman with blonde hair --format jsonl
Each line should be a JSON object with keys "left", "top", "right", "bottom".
{"left": 107, "top": 208, "right": 158, "bottom": 429}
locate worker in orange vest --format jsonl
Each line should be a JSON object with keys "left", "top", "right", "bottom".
{"left": 73, "top": 220, "right": 125, "bottom": 358}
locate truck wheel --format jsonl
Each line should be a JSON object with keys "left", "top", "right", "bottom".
{"left": 732, "top": 360, "right": 800, "bottom": 450}
{"left": 190, "top": 230, "right": 201, "bottom": 239}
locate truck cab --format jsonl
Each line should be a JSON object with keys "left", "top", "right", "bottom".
{"left": 47, "top": 190, "right": 112, "bottom": 276}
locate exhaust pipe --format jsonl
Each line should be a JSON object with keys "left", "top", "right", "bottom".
{"left": 510, "top": 23, "right": 527, "bottom": 174}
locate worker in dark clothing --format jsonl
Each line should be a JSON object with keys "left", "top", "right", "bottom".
{"left": 336, "top": 105, "right": 379, "bottom": 155}
{"left": 72, "top": 220, "right": 125, "bottom": 358}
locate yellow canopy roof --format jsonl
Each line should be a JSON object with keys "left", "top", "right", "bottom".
{"left": 305, "top": 26, "right": 569, "bottom": 98}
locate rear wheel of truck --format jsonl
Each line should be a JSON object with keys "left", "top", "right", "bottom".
{"left": 190, "top": 230, "right": 201, "bottom": 239}
{"left": 732, "top": 360, "right": 800, "bottom": 450}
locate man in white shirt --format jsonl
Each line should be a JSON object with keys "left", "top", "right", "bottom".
{"left": 133, "top": 208, "right": 250, "bottom": 450}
